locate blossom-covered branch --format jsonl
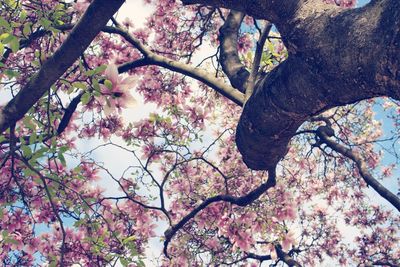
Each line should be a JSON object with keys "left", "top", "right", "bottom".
{"left": 0, "top": 0, "right": 125, "bottom": 133}
{"left": 103, "top": 25, "right": 245, "bottom": 106}
{"left": 316, "top": 126, "right": 400, "bottom": 212}
{"left": 163, "top": 167, "right": 276, "bottom": 257}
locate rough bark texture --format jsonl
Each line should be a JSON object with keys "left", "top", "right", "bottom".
{"left": 0, "top": 0, "right": 125, "bottom": 133}
{"left": 185, "top": 0, "right": 400, "bottom": 170}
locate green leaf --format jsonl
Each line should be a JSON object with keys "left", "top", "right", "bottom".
{"left": 4, "top": 69, "right": 19, "bottom": 78}
{"left": 104, "top": 79, "right": 113, "bottom": 90}
{"left": 21, "top": 145, "right": 32, "bottom": 158}
{"left": 11, "top": 21, "right": 21, "bottom": 28}
{"left": 9, "top": 36, "right": 19, "bottom": 53}
{"left": 0, "top": 33, "right": 13, "bottom": 44}
{"left": 66, "top": 86, "right": 75, "bottom": 94}
{"left": 29, "top": 131, "right": 37, "bottom": 144}
{"left": 73, "top": 82, "right": 87, "bottom": 90}
{"left": 92, "top": 78, "right": 100, "bottom": 91}
{"left": 123, "top": 235, "right": 136, "bottom": 244}
{"left": 59, "top": 146, "right": 69, "bottom": 154}
{"left": 73, "top": 166, "right": 82, "bottom": 173}
{"left": 23, "top": 117, "right": 35, "bottom": 130}
{"left": 120, "top": 258, "right": 129, "bottom": 267}
{"left": 4, "top": 237, "right": 18, "bottom": 245}
{"left": 81, "top": 92, "right": 91, "bottom": 105}
{"left": 49, "top": 260, "right": 57, "bottom": 267}
{"left": 39, "top": 18, "right": 52, "bottom": 29}
{"left": 85, "top": 65, "right": 107, "bottom": 76}
{"left": 19, "top": 10, "right": 27, "bottom": 21}
{"left": 0, "top": 17, "right": 11, "bottom": 30}
{"left": 49, "top": 26, "right": 60, "bottom": 34}
{"left": 95, "top": 65, "right": 107, "bottom": 74}
{"left": 85, "top": 69, "right": 96, "bottom": 76}
{"left": 59, "top": 153, "right": 66, "bottom": 167}
{"left": 74, "top": 219, "right": 85, "bottom": 227}
{"left": 31, "top": 146, "right": 48, "bottom": 161}
{"left": 2, "top": 230, "right": 9, "bottom": 238}
{"left": 149, "top": 113, "right": 157, "bottom": 123}
{"left": 23, "top": 23, "right": 31, "bottom": 36}
{"left": 22, "top": 168, "right": 36, "bottom": 177}
{"left": 267, "top": 41, "right": 274, "bottom": 52}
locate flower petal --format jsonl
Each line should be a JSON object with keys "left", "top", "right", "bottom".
{"left": 105, "top": 63, "right": 119, "bottom": 85}
{"left": 103, "top": 101, "right": 115, "bottom": 116}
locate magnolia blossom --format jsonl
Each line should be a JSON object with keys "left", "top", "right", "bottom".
{"left": 99, "top": 64, "right": 137, "bottom": 116}
{"left": 266, "top": 243, "right": 278, "bottom": 261}
{"left": 74, "top": 0, "right": 90, "bottom": 12}
{"left": 281, "top": 230, "right": 298, "bottom": 252}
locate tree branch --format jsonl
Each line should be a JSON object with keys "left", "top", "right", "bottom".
{"left": 102, "top": 25, "right": 245, "bottom": 106}
{"left": 236, "top": 0, "right": 400, "bottom": 170}
{"left": 39, "top": 169, "right": 67, "bottom": 266}
{"left": 0, "top": 0, "right": 125, "bottom": 133}
{"left": 246, "top": 21, "right": 272, "bottom": 100}
{"left": 244, "top": 245, "right": 302, "bottom": 266}
{"left": 57, "top": 92, "right": 83, "bottom": 135}
{"left": 275, "top": 245, "right": 302, "bottom": 267}
{"left": 316, "top": 126, "right": 400, "bottom": 212}
{"left": 219, "top": 10, "right": 249, "bottom": 92}
{"left": 163, "top": 167, "right": 276, "bottom": 257}
{"left": 181, "top": 0, "right": 329, "bottom": 33}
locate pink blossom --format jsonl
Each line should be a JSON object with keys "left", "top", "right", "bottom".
{"left": 266, "top": 243, "right": 278, "bottom": 260}
{"left": 232, "top": 230, "right": 254, "bottom": 251}
{"left": 74, "top": 0, "right": 90, "bottom": 12}
{"left": 281, "top": 230, "right": 297, "bottom": 252}
{"left": 99, "top": 63, "right": 137, "bottom": 116}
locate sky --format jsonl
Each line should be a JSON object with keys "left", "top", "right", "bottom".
{"left": 358, "top": 0, "right": 370, "bottom": 6}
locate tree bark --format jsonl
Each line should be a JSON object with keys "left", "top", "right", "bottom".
{"left": 185, "top": 0, "right": 400, "bottom": 169}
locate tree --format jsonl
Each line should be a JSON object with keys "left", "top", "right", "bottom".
{"left": 0, "top": 0, "right": 399, "bottom": 265}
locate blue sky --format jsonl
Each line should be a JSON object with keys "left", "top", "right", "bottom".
{"left": 358, "top": 0, "right": 369, "bottom": 6}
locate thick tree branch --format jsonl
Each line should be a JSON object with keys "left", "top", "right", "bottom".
{"left": 245, "top": 252, "right": 272, "bottom": 262}
{"left": 102, "top": 26, "right": 245, "bottom": 106}
{"left": 0, "top": 0, "right": 125, "bottom": 133}
{"left": 181, "top": 0, "right": 303, "bottom": 24}
{"left": 163, "top": 167, "right": 276, "bottom": 257}
{"left": 0, "top": 92, "right": 83, "bottom": 149}
{"left": 236, "top": 0, "right": 400, "bottom": 170}
{"left": 316, "top": 126, "right": 400, "bottom": 212}
{"left": 364, "top": 260, "right": 399, "bottom": 267}
{"left": 219, "top": 10, "right": 249, "bottom": 92}
{"left": 275, "top": 245, "right": 302, "bottom": 267}
{"left": 239, "top": 246, "right": 301, "bottom": 266}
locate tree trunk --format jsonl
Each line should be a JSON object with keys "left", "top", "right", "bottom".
{"left": 184, "top": 0, "right": 400, "bottom": 169}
